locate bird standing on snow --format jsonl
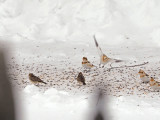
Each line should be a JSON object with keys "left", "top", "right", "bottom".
{"left": 77, "top": 72, "right": 86, "bottom": 85}
{"left": 93, "top": 35, "right": 123, "bottom": 67}
{"left": 149, "top": 77, "right": 160, "bottom": 90}
{"left": 82, "top": 57, "right": 95, "bottom": 69}
{"left": 29, "top": 73, "right": 47, "bottom": 85}
{"left": 138, "top": 69, "right": 150, "bottom": 83}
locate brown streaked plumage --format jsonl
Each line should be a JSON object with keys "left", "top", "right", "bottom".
{"left": 77, "top": 72, "right": 86, "bottom": 85}
{"left": 29, "top": 73, "right": 47, "bottom": 85}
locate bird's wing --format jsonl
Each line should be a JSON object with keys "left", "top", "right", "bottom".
{"left": 35, "top": 76, "right": 43, "bottom": 82}
{"left": 93, "top": 35, "right": 103, "bottom": 57}
{"left": 81, "top": 75, "right": 85, "bottom": 82}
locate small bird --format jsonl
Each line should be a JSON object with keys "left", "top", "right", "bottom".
{"left": 149, "top": 77, "right": 160, "bottom": 90}
{"left": 29, "top": 73, "right": 47, "bottom": 85}
{"left": 93, "top": 35, "right": 123, "bottom": 67}
{"left": 138, "top": 69, "right": 150, "bottom": 83}
{"left": 82, "top": 57, "right": 94, "bottom": 69}
{"left": 77, "top": 72, "right": 86, "bottom": 85}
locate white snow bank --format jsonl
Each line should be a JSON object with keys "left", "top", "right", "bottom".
{"left": 21, "top": 85, "right": 89, "bottom": 120}
{"left": 17, "top": 85, "right": 160, "bottom": 120}
{"left": 0, "top": 0, "right": 160, "bottom": 46}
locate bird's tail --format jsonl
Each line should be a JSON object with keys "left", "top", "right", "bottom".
{"left": 83, "top": 82, "right": 86, "bottom": 85}
{"left": 41, "top": 81, "right": 47, "bottom": 84}
{"left": 93, "top": 35, "right": 103, "bottom": 57}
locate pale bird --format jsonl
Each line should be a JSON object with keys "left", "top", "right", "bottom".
{"left": 82, "top": 57, "right": 95, "bottom": 69}
{"left": 93, "top": 35, "right": 123, "bottom": 67}
{"left": 149, "top": 77, "right": 160, "bottom": 90}
{"left": 138, "top": 69, "right": 150, "bottom": 83}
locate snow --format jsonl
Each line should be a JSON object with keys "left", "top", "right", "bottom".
{"left": 16, "top": 85, "right": 160, "bottom": 120}
{"left": 1, "top": 0, "right": 160, "bottom": 120}
{"left": 21, "top": 85, "right": 88, "bottom": 120}
{"left": 0, "top": 0, "right": 160, "bottom": 46}
{"left": 9, "top": 42, "right": 160, "bottom": 120}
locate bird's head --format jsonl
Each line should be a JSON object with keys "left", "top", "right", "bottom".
{"left": 138, "top": 69, "right": 144, "bottom": 74}
{"left": 29, "top": 73, "right": 34, "bottom": 77}
{"left": 79, "top": 72, "right": 82, "bottom": 75}
{"left": 83, "top": 57, "right": 88, "bottom": 61}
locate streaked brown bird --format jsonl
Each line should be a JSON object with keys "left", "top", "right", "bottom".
{"left": 77, "top": 72, "right": 86, "bottom": 85}
{"left": 29, "top": 73, "right": 47, "bottom": 85}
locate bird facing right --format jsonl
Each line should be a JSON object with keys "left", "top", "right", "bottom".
{"left": 29, "top": 73, "right": 47, "bottom": 86}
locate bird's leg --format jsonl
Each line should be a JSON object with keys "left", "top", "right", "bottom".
{"left": 106, "top": 63, "right": 112, "bottom": 71}
{"left": 109, "top": 63, "right": 113, "bottom": 68}
{"left": 107, "top": 63, "right": 114, "bottom": 71}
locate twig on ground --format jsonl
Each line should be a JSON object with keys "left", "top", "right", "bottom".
{"left": 108, "top": 62, "right": 149, "bottom": 71}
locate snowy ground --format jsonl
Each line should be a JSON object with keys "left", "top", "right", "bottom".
{"left": 1, "top": 0, "right": 160, "bottom": 120}
{"left": 3, "top": 40, "right": 160, "bottom": 120}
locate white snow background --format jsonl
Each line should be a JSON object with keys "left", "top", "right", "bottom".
{"left": 1, "top": 0, "right": 160, "bottom": 120}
